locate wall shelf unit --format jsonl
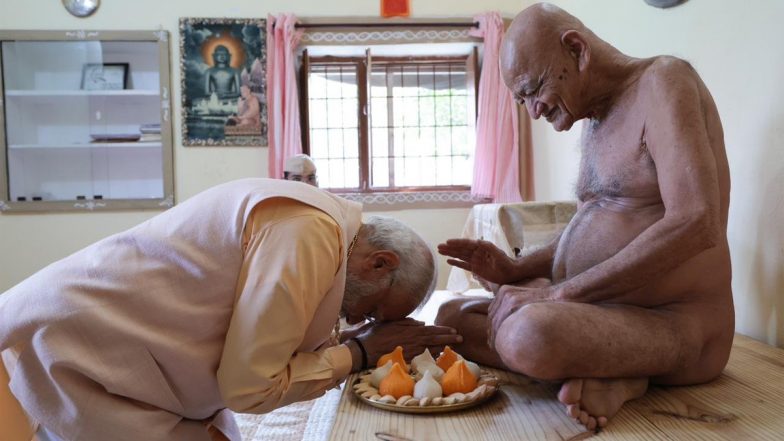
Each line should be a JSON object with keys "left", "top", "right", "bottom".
{"left": 0, "top": 30, "right": 174, "bottom": 212}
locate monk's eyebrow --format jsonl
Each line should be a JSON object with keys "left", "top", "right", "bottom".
{"left": 518, "top": 76, "right": 542, "bottom": 96}
{"left": 512, "top": 78, "right": 532, "bottom": 101}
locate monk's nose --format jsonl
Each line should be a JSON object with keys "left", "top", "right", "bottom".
{"left": 533, "top": 101, "right": 547, "bottom": 119}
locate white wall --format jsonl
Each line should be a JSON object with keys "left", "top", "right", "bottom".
{"left": 0, "top": 0, "right": 523, "bottom": 292}
{"left": 524, "top": 0, "right": 784, "bottom": 347}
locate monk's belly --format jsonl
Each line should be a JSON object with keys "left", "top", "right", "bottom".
{"left": 553, "top": 198, "right": 665, "bottom": 281}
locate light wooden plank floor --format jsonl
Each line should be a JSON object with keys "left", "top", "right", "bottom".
{"left": 328, "top": 334, "right": 784, "bottom": 441}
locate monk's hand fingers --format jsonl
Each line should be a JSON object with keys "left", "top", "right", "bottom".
{"left": 445, "top": 258, "right": 473, "bottom": 271}
{"left": 487, "top": 299, "right": 503, "bottom": 348}
{"left": 441, "top": 238, "right": 481, "bottom": 248}
{"left": 488, "top": 288, "right": 506, "bottom": 318}
{"left": 437, "top": 241, "right": 474, "bottom": 254}
{"left": 489, "top": 287, "right": 520, "bottom": 341}
{"left": 438, "top": 246, "right": 476, "bottom": 262}
{"left": 486, "top": 318, "right": 496, "bottom": 348}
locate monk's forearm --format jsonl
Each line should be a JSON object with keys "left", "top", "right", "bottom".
{"left": 510, "top": 235, "right": 559, "bottom": 281}
{"left": 553, "top": 214, "right": 717, "bottom": 305}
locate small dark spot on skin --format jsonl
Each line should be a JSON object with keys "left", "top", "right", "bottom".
{"left": 558, "top": 75, "right": 564, "bottom": 80}
{"left": 562, "top": 68, "right": 567, "bottom": 73}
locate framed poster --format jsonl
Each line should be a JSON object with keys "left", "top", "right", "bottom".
{"left": 179, "top": 17, "right": 267, "bottom": 146}
{"left": 81, "top": 63, "right": 128, "bottom": 90}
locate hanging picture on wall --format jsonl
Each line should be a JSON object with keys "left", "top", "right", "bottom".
{"left": 179, "top": 17, "right": 267, "bottom": 146}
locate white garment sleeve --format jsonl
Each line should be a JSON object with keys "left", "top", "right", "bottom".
{"left": 216, "top": 212, "right": 352, "bottom": 414}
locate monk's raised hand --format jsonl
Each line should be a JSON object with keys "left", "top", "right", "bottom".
{"left": 437, "top": 239, "right": 518, "bottom": 285}
{"left": 356, "top": 320, "right": 463, "bottom": 367}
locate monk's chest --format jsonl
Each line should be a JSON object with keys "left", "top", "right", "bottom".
{"left": 577, "top": 117, "right": 659, "bottom": 200}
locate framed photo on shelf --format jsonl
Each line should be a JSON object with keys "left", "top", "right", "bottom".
{"left": 80, "top": 63, "right": 129, "bottom": 90}
{"left": 179, "top": 17, "right": 267, "bottom": 147}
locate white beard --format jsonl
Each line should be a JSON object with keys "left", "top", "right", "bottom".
{"left": 340, "top": 270, "right": 390, "bottom": 318}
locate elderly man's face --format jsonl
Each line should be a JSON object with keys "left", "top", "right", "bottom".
{"left": 341, "top": 270, "right": 418, "bottom": 325}
{"left": 501, "top": 38, "right": 579, "bottom": 132}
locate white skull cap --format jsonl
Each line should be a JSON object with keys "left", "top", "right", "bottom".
{"left": 284, "top": 154, "right": 317, "bottom": 175}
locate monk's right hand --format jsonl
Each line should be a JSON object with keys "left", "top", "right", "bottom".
{"left": 356, "top": 319, "right": 463, "bottom": 368}
{"left": 438, "top": 239, "right": 518, "bottom": 285}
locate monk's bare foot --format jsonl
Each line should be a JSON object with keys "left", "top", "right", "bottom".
{"left": 557, "top": 378, "right": 648, "bottom": 431}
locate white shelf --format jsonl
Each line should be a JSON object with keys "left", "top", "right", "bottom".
{"left": 9, "top": 141, "right": 162, "bottom": 149}
{"left": 1, "top": 30, "right": 173, "bottom": 211}
{"left": 5, "top": 89, "right": 159, "bottom": 97}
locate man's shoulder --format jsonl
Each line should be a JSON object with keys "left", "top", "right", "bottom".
{"left": 642, "top": 56, "right": 699, "bottom": 86}
{"left": 636, "top": 56, "right": 703, "bottom": 105}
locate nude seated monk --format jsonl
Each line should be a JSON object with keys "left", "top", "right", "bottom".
{"left": 436, "top": 2, "right": 733, "bottom": 431}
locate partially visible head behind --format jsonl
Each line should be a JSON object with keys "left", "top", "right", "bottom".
{"left": 283, "top": 154, "right": 318, "bottom": 187}
{"left": 342, "top": 216, "right": 437, "bottom": 325}
{"left": 500, "top": 3, "right": 596, "bottom": 132}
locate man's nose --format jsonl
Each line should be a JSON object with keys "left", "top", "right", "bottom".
{"left": 532, "top": 101, "right": 547, "bottom": 119}
{"left": 524, "top": 100, "right": 539, "bottom": 119}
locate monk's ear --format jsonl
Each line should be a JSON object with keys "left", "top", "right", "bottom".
{"left": 561, "top": 30, "right": 590, "bottom": 72}
{"left": 368, "top": 250, "right": 400, "bottom": 274}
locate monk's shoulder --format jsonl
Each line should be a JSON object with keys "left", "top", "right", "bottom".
{"left": 642, "top": 56, "right": 700, "bottom": 91}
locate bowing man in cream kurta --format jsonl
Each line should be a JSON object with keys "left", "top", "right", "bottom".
{"left": 0, "top": 178, "right": 361, "bottom": 441}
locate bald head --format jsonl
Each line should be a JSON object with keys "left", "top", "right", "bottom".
{"left": 501, "top": 3, "right": 589, "bottom": 90}
{"left": 499, "top": 3, "right": 608, "bottom": 131}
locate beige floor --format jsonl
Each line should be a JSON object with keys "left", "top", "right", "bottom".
{"left": 327, "top": 334, "right": 784, "bottom": 441}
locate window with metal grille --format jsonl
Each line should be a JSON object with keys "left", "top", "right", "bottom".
{"left": 300, "top": 50, "right": 477, "bottom": 192}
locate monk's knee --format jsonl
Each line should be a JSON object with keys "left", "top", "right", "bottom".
{"left": 434, "top": 298, "right": 466, "bottom": 328}
{"left": 494, "top": 303, "right": 570, "bottom": 380}
{"left": 435, "top": 297, "right": 489, "bottom": 328}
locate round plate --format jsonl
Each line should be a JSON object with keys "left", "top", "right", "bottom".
{"left": 352, "top": 369, "right": 500, "bottom": 414}
{"left": 62, "top": 0, "right": 100, "bottom": 18}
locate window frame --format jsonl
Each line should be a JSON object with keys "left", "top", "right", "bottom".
{"left": 299, "top": 49, "right": 479, "bottom": 194}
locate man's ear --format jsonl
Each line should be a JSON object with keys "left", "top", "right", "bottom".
{"left": 561, "top": 30, "right": 590, "bottom": 72}
{"left": 367, "top": 250, "right": 400, "bottom": 274}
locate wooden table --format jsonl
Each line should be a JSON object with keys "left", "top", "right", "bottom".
{"left": 327, "top": 334, "right": 784, "bottom": 440}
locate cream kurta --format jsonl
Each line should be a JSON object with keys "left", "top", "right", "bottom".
{"left": 0, "top": 178, "right": 361, "bottom": 441}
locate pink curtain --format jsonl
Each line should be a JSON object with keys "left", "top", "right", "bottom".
{"left": 266, "top": 14, "right": 304, "bottom": 179}
{"left": 470, "top": 12, "right": 523, "bottom": 203}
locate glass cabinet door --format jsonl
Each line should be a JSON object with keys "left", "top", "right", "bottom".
{"left": 0, "top": 30, "right": 174, "bottom": 212}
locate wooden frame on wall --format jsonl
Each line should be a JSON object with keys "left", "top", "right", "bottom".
{"left": 179, "top": 17, "right": 268, "bottom": 147}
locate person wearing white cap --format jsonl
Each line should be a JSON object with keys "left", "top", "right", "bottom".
{"left": 283, "top": 154, "right": 319, "bottom": 187}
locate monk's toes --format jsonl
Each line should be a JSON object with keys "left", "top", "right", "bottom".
{"left": 566, "top": 404, "right": 581, "bottom": 418}
{"left": 597, "top": 416, "right": 608, "bottom": 427}
{"left": 558, "top": 379, "right": 583, "bottom": 404}
{"left": 578, "top": 410, "right": 590, "bottom": 426}
{"left": 585, "top": 416, "right": 597, "bottom": 431}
